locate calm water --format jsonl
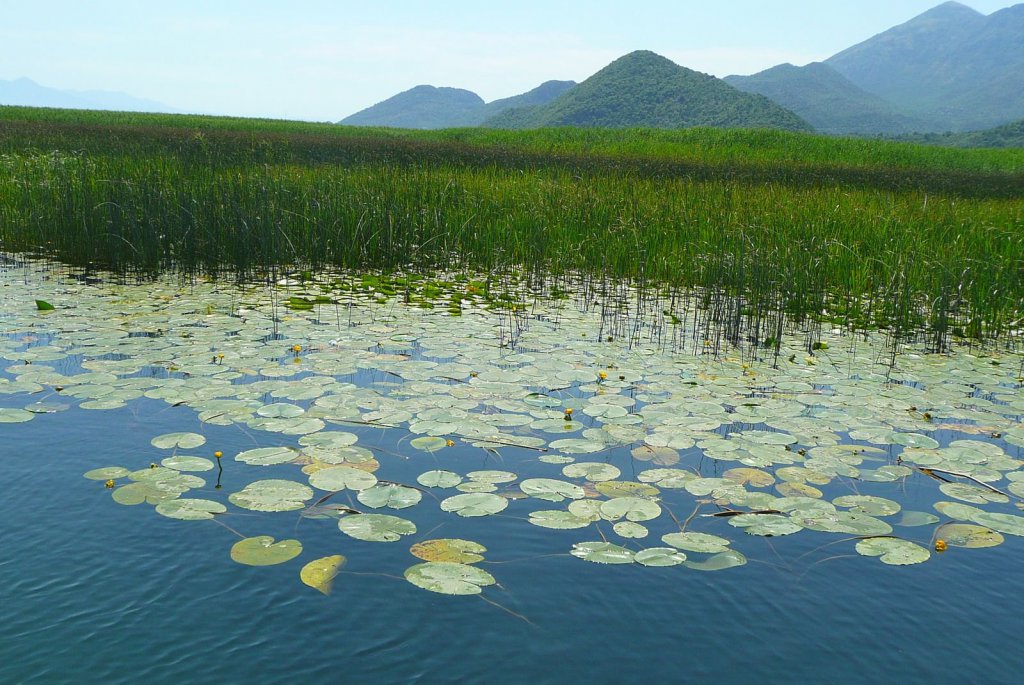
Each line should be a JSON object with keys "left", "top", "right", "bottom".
{"left": 1, "top": 394, "right": 1020, "bottom": 685}
{"left": 1, "top": 264, "right": 1022, "bottom": 685}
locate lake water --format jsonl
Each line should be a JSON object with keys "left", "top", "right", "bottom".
{"left": 1, "top": 261, "right": 1022, "bottom": 684}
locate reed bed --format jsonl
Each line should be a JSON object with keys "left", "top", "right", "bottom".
{"left": 0, "top": 106, "right": 1021, "bottom": 347}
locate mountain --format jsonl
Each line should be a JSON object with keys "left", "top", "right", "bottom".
{"left": 0, "top": 77, "right": 176, "bottom": 113}
{"left": 482, "top": 50, "right": 811, "bottom": 132}
{"left": 825, "top": 1, "right": 1024, "bottom": 131}
{"left": 898, "top": 116, "right": 1024, "bottom": 147}
{"left": 479, "top": 80, "right": 576, "bottom": 120}
{"left": 724, "top": 62, "right": 931, "bottom": 135}
{"left": 339, "top": 85, "right": 485, "bottom": 129}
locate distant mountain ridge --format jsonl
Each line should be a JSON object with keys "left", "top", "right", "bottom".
{"left": 339, "top": 80, "right": 576, "bottom": 129}
{"left": 724, "top": 62, "right": 931, "bottom": 135}
{"left": 0, "top": 77, "right": 176, "bottom": 113}
{"left": 824, "top": 1, "right": 1024, "bottom": 131}
{"left": 484, "top": 51, "right": 810, "bottom": 132}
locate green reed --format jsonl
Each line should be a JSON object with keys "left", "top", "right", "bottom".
{"left": 0, "top": 106, "right": 1021, "bottom": 347}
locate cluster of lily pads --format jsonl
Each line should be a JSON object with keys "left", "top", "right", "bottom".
{"left": 2, "top": 260, "right": 1023, "bottom": 597}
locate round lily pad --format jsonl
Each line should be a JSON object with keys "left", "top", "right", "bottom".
{"left": 410, "top": 539, "right": 487, "bottom": 563}
{"left": 151, "top": 432, "right": 206, "bottom": 449}
{"left": 595, "top": 481, "right": 660, "bottom": 499}
{"left": 83, "top": 466, "right": 130, "bottom": 481}
{"left": 528, "top": 510, "right": 593, "bottom": 529}
{"left": 410, "top": 436, "right": 449, "bottom": 453}
{"left": 937, "top": 523, "right": 1004, "bottom": 548}
{"left": 161, "top": 456, "right": 216, "bottom": 472}
{"left": 230, "top": 536, "right": 302, "bottom": 566}
{"left": 308, "top": 465, "right": 378, "bottom": 492}
{"left": 228, "top": 479, "right": 314, "bottom": 512}
{"left": 440, "top": 493, "right": 508, "bottom": 517}
{"left": 520, "top": 478, "right": 585, "bottom": 502}
{"left": 969, "top": 511, "right": 1024, "bottom": 537}
{"left": 571, "top": 541, "right": 635, "bottom": 564}
{"left": 338, "top": 513, "right": 416, "bottom": 541}
{"left": 356, "top": 484, "right": 422, "bottom": 509}
{"left": 417, "top": 470, "right": 462, "bottom": 488}
{"left": 404, "top": 561, "right": 496, "bottom": 595}
{"left": 562, "top": 462, "right": 622, "bottom": 482}
{"left": 600, "top": 497, "right": 662, "bottom": 522}
{"left": 235, "top": 446, "right": 300, "bottom": 466}
{"left": 729, "top": 513, "right": 803, "bottom": 537}
{"left": 613, "top": 521, "right": 649, "bottom": 538}
{"left": 634, "top": 547, "right": 687, "bottom": 567}
{"left": 684, "top": 549, "right": 747, "bottom": 571}
{"left": 855, "top": 537, "right": 930, "bottom": 565}
{"left": 155, "top": 498, "right": 227, "bottom": 520}
{"left": 833, "top": 495, "right": 901, "bottom": 517}
{"left": 661, "top": 531, "right": 730, "bottom": 553}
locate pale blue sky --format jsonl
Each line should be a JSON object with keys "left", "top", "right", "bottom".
{"left": 0, "top": 1, "right": 1015, "bottom": 121}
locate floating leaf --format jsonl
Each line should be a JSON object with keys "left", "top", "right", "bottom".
{"left": 939, "top": 482, "right": 1009, "bottom": 505}
{"left": 410, "top": 436, "right": 449, "bottom": 453}
{"left": 684, "top": 549, "right": 747, "bottom": 571}
{"left": 528, "top": 510, "right": 593, "bottom": 529}
{"left": 230, "top": 536, "right": 302, "bottom": 566}
{"left": 0, "top": 408, "right": 34, "bottom": 423}
{"left": 161, "top": 456, "right": 215, "bottom": 472}
{"left": 228, "top": 479, "right": 314, "bottom": 512}
{"left": 235, "top": 446, "right": 300, "bottom": 466}
{"left": 404, "top": 562, "right": 496, "bottom": 595}
{"left": 150, "top": 432, "right": 206, "bottom": 450}
{"left": 723, "top": 467, "right": 776, "bottom": 488}
{"left": 634, "top": 547, "right": 687, "bottom": 567}
{"left": 613, "top": 521, "right": 649, "bottom": 538}
{"left": 937, "top": 524, "right": 1004, "bottom": 548}
{"left": 969, "top": 511, "right": 1024, "bottom": 537}
{"left": 729, "top": 513, "right": 803, "bottom": 537}
{"left": 410, "top": 539, "right": 486, "bottom": 563}
{"left": 338, "top": 513, "right": 416, "bottom": 541}
{"left": 440, "top": 493, "right": 508, "bottom": 517}
{"left": 833, "top": 495, "right": 901, "bottom": 517}
{"left": 155, "top": 498, "right": 227, "bottom": 520}
{"left": 600, "top": 497, "right": 661, "bottom": 522}
{"left": 595, "top": 480, "right": 660, "bottom": 499}
{"left": 416, "top": 470, "right": 462, "bottom": 488}
{"left": 571, "top": 541, "right": 635, "bottom": 564}
{"left": 520, "top": 478, "right": 585, "bottom": 502}
{"left": 896, "top": 511, "right": 941, "bottom": 527}
{"left": 855, "top": 537, "right": 930, "bottom": 565}
{"left": 83, "top": 466, "right": 130, "bottom": 481}
{"left": 661, "top": 531, "right": 730, "bottom": 553}
{"left": 357, "top": 484, "right": 422, "bottom": 509}
{"left": 308, "top": 465, "right": 378, "bottom": 492}
{"left": 631, "top": 445, "right": 680, "bottom": 466}
{"left": 300, "top": 555, "right": 346, "bottom": 595}
{"left": 562, "top": 462, "right": 621, "bottom": 482}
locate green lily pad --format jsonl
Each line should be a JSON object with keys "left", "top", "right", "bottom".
{"left": 938, "top": 523, "right": 1004, "bottom": 548}
{"left": 356, "top": 484, "right": 422, "bottom": 510}
{"left": 404, "top": 562, "right": 496, "bottom": 595}
{"left": 410, "top": 539, "right": 487, "bottom": 563}
{"left": 112, "top": 481, "right": 179, "bottom": 506}
{"left": 855, "top": 537, "right": 930, "bottom": 565}
{"left": 833, "top": 495, "right": 901, "bottom": 517}
{"left": 520, "top": 478, "right": 585, "bottom": 502}
{"left": 634, "top": 547, "right": 687, "bottom": 567}
{"left": 308, "top": 465, "right": 378, "bottom": 491}
{"left": 613, "top": 521, "right": 649, "bottom": 538}
{"left": 896, "top": 511, "right": 941, "bottom": 527}
{"left": 300, "top": 555, "right": 346, "bottom": 595}
{"left": 661, "top": 531, "right": 730, "bottom": 553}
{"left": 729, "top": 513, "right": 803, "bottom": 537}
{"left": 938, "top": 482, "right": 1010, "bottom": 505}
{"left": 440, "top": 493, "right": 509, "bottom": 517}
{"left": 151, "top": 432, "right": 206, "bottom": 449}
{"left": 161, "top": 456, "right": 216, "bottom": 472}
{"left": 230, "top": 535, "right": 302, "bottom": 566}
{"left": 229, "top": 479, "right": 314, "bottom": 512}
{"left": 684, "top": 549, "right": 747, "bottom": 571}
{"left": 410, "top": 436, "right": 449, "bottom": 453}
{"left": 235, "top": 446, "right": 300, "bottom": 466}
{"left": 969, "top": 511, "right": 1024, "bottom": 537}
{"left": 562, "top": 462, "right": 621, "bottom": 482}
{"left": 155, "top": 498, "right": 227, "bottom": 520}
{"left": 595, "top": 481, "right": 660, "bottom": 499}
{"left": 571, "top": 541, "right": 635, "bottom": 564}
{"left": 83, "top": 466, "right": 131, "bottom": 481}
{"left": 528, "top": 510, "right": 593, "bottom": 529}
{"left": 600, "top": 497, "right": 662, "bottom": 522}
{"left": 417, "top": 470, "right": 462, "bottom": 488}
{"left": 338, "top": 513, "right": 416, "bottom": 542}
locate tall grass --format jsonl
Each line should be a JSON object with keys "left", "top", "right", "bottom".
{"left": 0, "top": 106, "right": 1021, "bottom": 346}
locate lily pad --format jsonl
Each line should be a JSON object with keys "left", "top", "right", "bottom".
{"left": 228, "top": 479, "right": 314, "bottom": 512}
{"left": 151, "top": 432, "right": 206, "bottom": 450}
{"left": 417, "top": 470, "right": 462, "bottom": 488}
{"left": 684, "top": 549, "right": 747, "bottom": 571}
{"left": 562, "top": 462, "right": 621, "bottom": 482}
{"left": 155, "top": 498, "right": 227, "bottom": 520}
{"left": 308, "top": 465, "right": 378, "bottom": 492}
{"left": 570, "top": 541, "right": 635, "bottom": 564}
{"left": 661, "top": 532, "right": 730, "bottom": 553}
{"left": 528, "top": 510, "right": 593, "bottom": 529}
{"left": 300, "top": 555, "right": 346, "bottom": 595}
{"left": 404, "top": 562, "right": 496, "bottom": 595}
{"left": 230, "top": 536, "right": 302, "bottom": 566}
{"left": 235, "top": 446, "right": 300, "bottom": 466}
{"left": 613, "top": 521, "right": 649, "bottom": 538}
{"left": 357, "top": 484, "right": 422, "bottom": 510}
{"left": 520, "top": 478, "right": 585, "bottom": 502}
{"left": 161, "top": 456, "right": 216, "bottom": 472}
{"left": 937, "top": 524, "right": 1004, "bottom": 548}
{"left": 440, "top": 493, "right": 508, "bottom": 517}
{"left": 855, "top": 537, "right": 930, "bottom": 565}
{"left": 338, "top": 513, "right": 416, "bottom": 542}
{"left": 600, "top": 497, "right": 662, "bottom": 522}
{"left": 634, "top": 547, "right": 687, "bottom": 567}
{"left": 83, "top": 466, "right": 131, "bottom": 481}
{"left": 410, "top": 539, "right": 487, "bottom": 563}
{"left": 728, "top": 513, "right": 803, "bottom": 537}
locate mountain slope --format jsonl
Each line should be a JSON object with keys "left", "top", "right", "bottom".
{"left": 724, "top": 62, "right": 931, "bottom": 134}
{"left": 479, "top": 80, "right": 576, "bottom": 120}
{"left": 825, "top": 1, "right": 1024, "bottom": 130}
{"left": 339, "top": 85, "right": 485, "bottom": 129}
{"left": 484, "top": 50, "right": 811, "bottom": 131}
{"left": 0, "top": 77, "right": 175, "bottom": 113}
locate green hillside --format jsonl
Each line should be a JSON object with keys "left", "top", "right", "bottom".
{"left": 482, "top": 51, "right": 811, "bottom": 132}
{"left": 898, "top": 116, "right": 1024, "bottom": 148}
{"left": 479, "top": 80, "right": 576, "bottom": 121}
{"left": 339, "top": 85, "right": 484, "bottom": 129}
{"left": 826, "top": 2, "right": 1024, "bottom": 131}
{"left": 724, "top": 62, "right": 930, "bottom": 135}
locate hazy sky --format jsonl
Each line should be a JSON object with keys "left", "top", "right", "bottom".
{"left": 0, "top": 1, "right": 1015, "bottom": 121}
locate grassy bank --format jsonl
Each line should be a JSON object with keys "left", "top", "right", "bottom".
{"left": 0, "top": 106, "right": 1021, "bottom": 345}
